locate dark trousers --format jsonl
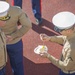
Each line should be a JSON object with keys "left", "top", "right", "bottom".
{"left": 59, "top": 70, "right": 75, "bottom": 75}
{"left": 14, "top": 0, "right": 22, "bottom": 8}
{"left": 7, "top": 40, "right": 24, "bottom": 75}
{"left": 31, "top": 0, "right": 42, "bottom": 20}
{"left": 0, "top": 67, "right": 5, "bottom": 75}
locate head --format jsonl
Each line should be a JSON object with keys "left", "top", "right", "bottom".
{"left": 0, "top": 1, "right": 10, "bottom": 26}
{"left": 52, "top": 11, "right": 75, "bottom": 36}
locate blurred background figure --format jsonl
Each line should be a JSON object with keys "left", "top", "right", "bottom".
{"left": 31, "top": 0, "right": 43, "bottom": 25}
{"left": 11, "top": 0, "right": 22, "bottom": 8}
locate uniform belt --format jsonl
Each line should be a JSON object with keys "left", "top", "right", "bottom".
{"left": 63, "top": 70, "right": 75, "bottom": 74}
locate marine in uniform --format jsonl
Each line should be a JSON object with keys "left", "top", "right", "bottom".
{"left": 39, "top": 11, "right": 75, "bottom": 75}
{"left": 0, "top": 1, "right": 32, "bottom": 75}
{"left": 0, "top": 1, "right": 10, "bottom": 75}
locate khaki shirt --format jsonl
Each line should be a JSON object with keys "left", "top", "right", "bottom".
{"left": 0, "top": 30, "right": 7, "bottom": 69}
{"left": 1, "top": 6, "right": 32, "bottom": 44}
{"left": 48, "top": 33, "right": 75, "bottom": 72}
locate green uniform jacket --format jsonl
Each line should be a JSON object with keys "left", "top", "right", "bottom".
{"left": 48, "top": 33, "right": 75, "bottom": 72}
{"left": 0, "top": 30, "right": 7, "bottom": 70}
{"left": 1, "top": 6, "right": 32, "bottom": 44}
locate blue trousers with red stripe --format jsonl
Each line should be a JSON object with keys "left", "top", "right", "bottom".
{"left": 14, "top": 0, "right": 22, "bottom": 8}
{"left": 31, "top": 0, "right": 42, "bottom": 21}
{"left": 7, "top": 40, "right": 24, "bottom": 75}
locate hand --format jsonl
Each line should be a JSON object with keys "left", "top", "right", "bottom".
{"left": 6, "top": 35, "right": 13, "bottom": 42}
{"left": 39, "top": 52, "right": 49, "bottom": 58}
{"left": 40, "top": 33, "right": 50, "bottom": 41}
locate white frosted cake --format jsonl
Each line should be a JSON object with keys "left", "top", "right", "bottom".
{"left": 34, "top": 45, "right": 48, "bottom": 54}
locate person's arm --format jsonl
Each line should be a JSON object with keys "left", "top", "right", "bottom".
{"left": 40, "top": 34, "right": 66, "bottom": 45}
{"left": 11, "top": 8, "right": 32, "bottom": 40}
{"left": 43, "top": 47, "right": 75, "bottom": 71}
{"left": 49, "top": 35, "right": 66, "bottom": 44}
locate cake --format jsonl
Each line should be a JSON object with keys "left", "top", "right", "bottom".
{"left": 34, "top": 45, "right": 48, "bottom": 54}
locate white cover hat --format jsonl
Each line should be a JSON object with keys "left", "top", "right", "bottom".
{"left": 52, "top": 11, "right": 75, "bottom": 29}
{"left": 0, "top": 1, "right": 9, "bottom": 17}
